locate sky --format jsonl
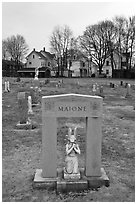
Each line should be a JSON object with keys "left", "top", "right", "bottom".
{"left": 2, "top": 1, "right": 136, "bottom": 54}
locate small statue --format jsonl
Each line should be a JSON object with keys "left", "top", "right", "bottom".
{"left": 34, "top": 67, "right": 39, "bottom": 79}
{"left": 64, "top": 126, "right": 81, "bottom": 178}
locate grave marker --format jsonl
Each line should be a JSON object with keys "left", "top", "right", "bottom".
{"left": 17, "top": 92, "right": 29, "bottom": 124}
{"left": 4, "top": 81, "right": 10, "bottom": 92}
{"left": 28, "top": 95, "right": 33, "bottom": 114}
{"left": 34, "top": 93, "right": 109, "bottom": 191}
{"left": 126, "top": 83, "right": 131, "bottom": 98}
{"left": 99, "top": 85, "right": 104, "bottom": 97}
{"left": 92, "top": 84, "right": 96, "bottom": 93}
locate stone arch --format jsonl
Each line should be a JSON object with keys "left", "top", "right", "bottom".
{"left": 41, "top": 93, "right": 103, "bottom": 178}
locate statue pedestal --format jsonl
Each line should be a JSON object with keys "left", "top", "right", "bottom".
{"left": 64, "top": 168, "right": 80, "bottom": 180}
{"left": 33, "top": 168, "right": 109, "bottom": 192}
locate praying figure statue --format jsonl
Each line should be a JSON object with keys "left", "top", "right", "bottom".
{"left": 34, "top": 67, "right": 39, "bottom": 79}
{"left": 64, "top": 126, "right": 81, "bottom": 179}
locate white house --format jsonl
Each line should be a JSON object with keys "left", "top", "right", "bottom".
{"left": 18, "top": 47, "right": 56, "bottom": 77}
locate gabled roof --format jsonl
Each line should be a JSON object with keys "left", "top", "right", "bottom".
{"left": 26, "top": 49, "right": 55, "bottom": 60}
{"left": 40, "top": 50, "right": 55, "bottom": 59}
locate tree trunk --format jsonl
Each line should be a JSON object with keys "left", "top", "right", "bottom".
{"left": 110, "top": 51, "right": 114, "bottom": 78}
{"left": 98, "top": 65, "right": 102, "bottom": 75}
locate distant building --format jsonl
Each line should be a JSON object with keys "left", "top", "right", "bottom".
{"left": 67, "top": 50, "right": 98, "bottom": 77}
{"left": 18, "top": 47, "right": 56, "bottom": 77}
{"left": 102, "top": 52, "right": 132, "bottom": 78}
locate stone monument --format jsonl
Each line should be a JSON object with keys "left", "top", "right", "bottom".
{"left": 34, "top": 93, "right": 109, "bottom": 192}
{"left": 99, "top": 85, "right": 104, "bottom": 98}
{"left": 34, "top": 67, "right": 39, "bottom": 80}
{"left": 16, "top": 92, "right": 37, "bottom": 129}
{"left": 16, "top": 92, "right": 30, "bottom": 127}
{"left": 125, "top": 83, "right": 131, "bottom": 98}
{"left": 92, "top": 84, "right": 96, "bottom": 94}
{"left": 28, "top": 95, "right": 33, "bottom": 114}
{"left": 4, "top": 81, "right": 10, "bottom": 92}
{"left": 64, "top": 126, "right": 81, "bottom": 180}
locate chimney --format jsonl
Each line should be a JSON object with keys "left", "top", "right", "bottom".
{"left": 33, "top": 48, "right": 35, "bottom": 51}
{"left": 43, "top": 47, "right": 45, "bottom": 52}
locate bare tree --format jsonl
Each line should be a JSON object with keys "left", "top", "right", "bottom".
{"left": 113, "top": 15, "right": 135, "bottom": 69}
{"left": 123, "top": 16, "right": 135, "bottom": 69}
{"left": 2, "top": 40, "right": 8, "bottom": 60}
{"left": 80, "top": 20, "right": 117, "bottom": 74}
{"left": 3, "top": 34, "right": 29, "bottom": 63}
{"left": 50, "top": 25, "right": 73, "bottom": 76}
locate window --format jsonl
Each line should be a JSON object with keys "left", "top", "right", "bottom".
{"left": 29, "top": 62, "right": 32, "bottom": 64}
{"left": 83, "top": 62, "right": 85, "bottom": 67}
{"left": 73, "top": 55, "right": 76, "bottom": 60}
{"left": 106, "top": 60, "right": 109, "bottom": 66}
{"left": 106, "top": 69, "right": 109, "bottom": 75}
{"left": 41, "top": 62, "right": 46, "bottom": 67}
{"left": 33, "top": 55, "right": 35, "bottom": 59}
{"left": 48, "top": 62, "right": 50, "bottom": 66}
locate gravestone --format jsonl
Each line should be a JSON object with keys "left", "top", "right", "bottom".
{"left": 125, "top": 83, "right": 131, "bottom": 98}
{"left": 92, "top": 84, "right": 96, "bottom": 93}
{"left": 99, "top": 85, "right": 104, "bottom": 98}
{"left": 4, "top": 81, "right": 8, "bottom": 92}
{"left": 16, "top": 77, "right": 21, "bottom": 82}
{"left": 120, "top": 81, "right": 123, "bottom": 86}
{"left": 4, "top": 81, "right": 10, "bottom": 92}
{"left": 34, "top": 93, "right": 109, "bottom": 191}
{"left": 28, "top": 95, "right": 33, "bottom": 114}
{"left": 17, "top": 92, "right": 29, "bottom": 124}
{"left": 16, "top": 92, "right": 37, "bottom": 129}
{"left": 7, "top": 81, "right": 10, "bottom": 91}
{"left": 30, "top": 87, "right": 40, "bottom": 106}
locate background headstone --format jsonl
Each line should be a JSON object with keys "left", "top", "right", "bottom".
{"left": 4, "top": 81, "right": 10, "bottom": 92}
{"left": 99, "top": 85, "right": 104, "bottom": 97}
{"left": 4, "top": 81, "right": 8, "bottom": 92}
{"left": 16, "top": 77, "right": 21, "bottom": 82}
{"left": 7, "top": 81, "right": 10, "bottom": 91}
{"left": 17, "top": 92, "right": 28, "bottom": 124}
{"left": 28, "top": 95, "right": 33, "bottom": 114}
{"left": 120, "top": 81, "right": 123, "bottom": 86}
{"left": 92, "top": 84, "right": 96, "bottom": 92}
{"left": 126, "top": 84, "right": 131, "bottom": 97}
{"left": 30, "top": 87, "right": 40, "bottom": 105}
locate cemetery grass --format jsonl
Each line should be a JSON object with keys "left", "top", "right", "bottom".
{"left": 2, "top": 77, "right": 135, "bottom": 202}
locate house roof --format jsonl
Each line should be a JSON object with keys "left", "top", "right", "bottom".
{"left": 40, "top": 50, "right": 55, "bottom": 59}
{"left": 26, "top": 49, "right": 55, "bottom": 60}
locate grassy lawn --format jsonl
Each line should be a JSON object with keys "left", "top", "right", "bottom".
{"left": 2, "top": 77, "right": 135, "bottom": 202}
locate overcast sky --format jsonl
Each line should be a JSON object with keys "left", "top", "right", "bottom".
{"left": 2, "top": 1, "right": 135, "bottom": 54}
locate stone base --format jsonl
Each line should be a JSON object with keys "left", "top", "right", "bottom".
{"left": 16, "top": 121, "right": 37, "bottom": 130}
{"left": 86, "top": 168, "right": 110, "bottom": 189}
{"left": 57, "top": 179, "right": 88, "bottom": 193}
{"left": 33, "top": 168, "right": 110, "bottom": 192}
{"left": 33, "top": 169, "right": 57, "bottom": 189}
{"left": 64, "top": 168, "right": 80, "bottom": 180}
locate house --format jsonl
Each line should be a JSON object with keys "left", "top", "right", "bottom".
{"left": 101, "top": 52, "right": 130, "bottom": 78}
{"left": 18, "top": 47, "right": 56, "bottom": 78}
{"left": 67, "top": 51, "right": 98, "bottom": 77}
